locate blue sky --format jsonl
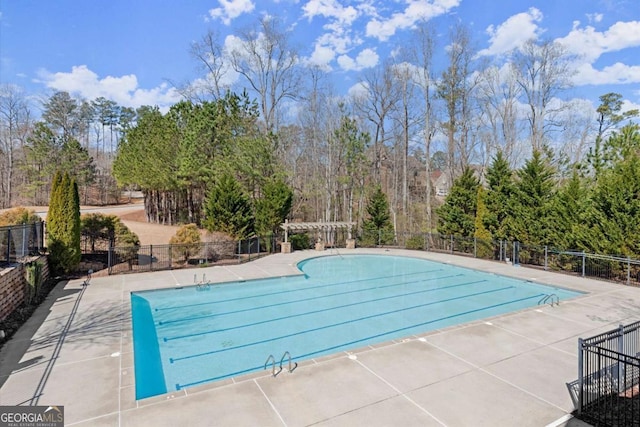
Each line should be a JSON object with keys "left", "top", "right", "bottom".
{"left": 1, "top": 0, "right": 639, "bottom": 114}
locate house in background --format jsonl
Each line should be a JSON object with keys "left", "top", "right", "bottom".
{"left": 432, "top": 170, "right": 449, "bottom": 197}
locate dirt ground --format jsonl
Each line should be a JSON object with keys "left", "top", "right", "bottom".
{"left": 3, "top": 203, "right": 179, "bottom": 246}
{"left": 116, "top": 207, "right": 179, "bottom": 245}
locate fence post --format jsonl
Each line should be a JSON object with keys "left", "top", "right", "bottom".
{"left": 108, "top": 246, "right": 112, "bottom": 275}
{"left": 578, "top": 338, "right": 584, "bottom": 414}
{"left": 544, "top": 246, "right": 548, "bottom": 271}
{"left": 5, "top": 228, "right": 10, "bottom": 261}
{"left": 627, "top": 256, "right": 631, "bottom": 285}
{"left": 450, "top": 235, "right": 454, "bottom": 254}
{"left": 150, "top": 245, "right": 154, "bottom": 271}
{"left": 617, "top": 324, "right": 624, "bottom": 385}
{"left": 473, "top": 237, "right": 477, "bottom": 258}
{"left": 237, "top": 240, "right": 241, "bottom": 263}
{"left": 582, "top": 252, "right": 585, "bottom": 277}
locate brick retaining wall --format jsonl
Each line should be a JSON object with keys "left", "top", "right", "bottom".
{"left": 0, "top": 257, "right": 49, "bottom": 321}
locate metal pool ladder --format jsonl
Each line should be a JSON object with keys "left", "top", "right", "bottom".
{"left": 280, "top": 351, "right": 298, "bottom": 373}
{"left": 538, "top": 293, "right": 559, "bottom": 306}
{"left": 264, "top": 351, "right": 297, "bottom": 377}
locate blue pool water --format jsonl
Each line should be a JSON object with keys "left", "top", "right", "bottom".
{"left": 131, "top": 254, "right": 583, "bottom": 399}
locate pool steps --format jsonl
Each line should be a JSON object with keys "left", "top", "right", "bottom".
{"left": 264, "top": 351, "right": 298, "bottom": 377}
{"left": 538, "top": 293, "right": 559, "bottom": 306}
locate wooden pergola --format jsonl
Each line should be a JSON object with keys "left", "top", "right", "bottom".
{"left": 280, "top": 220, "right": 356, "bottom": 244}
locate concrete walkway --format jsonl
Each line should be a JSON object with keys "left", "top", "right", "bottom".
{"left": 2, "top": 248, "right": 638, "bottom": 426}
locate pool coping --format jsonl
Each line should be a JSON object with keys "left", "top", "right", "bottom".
{"left": 2, "top": 247, "right": 635, "bottom": 426}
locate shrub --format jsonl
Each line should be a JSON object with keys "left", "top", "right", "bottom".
{"left": 406, "top": 235, "right": 425, "bottom": 250}
{"left": 170, "top": 224, "right": 201, "bottom": 263}
{"left": 289, "top": 233, "right": 310, "bottom": 250}
{"left": 113, "top": 220, "right": 140, "bottom": 267}
{"left": 0, "top": 207, "right": 41, "bottom": 226}
{"left": 81, "top": 213, "right": 116, "bottom": 251}
{"left": 24, "top": 261, "right": 43, "bottom": 305}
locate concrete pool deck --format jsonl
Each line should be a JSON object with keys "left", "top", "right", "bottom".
{"left": 2, "top": 248, "right": 638, "bottom": 426}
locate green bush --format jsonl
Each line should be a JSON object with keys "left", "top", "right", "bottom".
{"left": 289, "top": 233, "right": 310, "bottom": 250}
{"left": 406, "top": 235, "right": 425, "bottom": 250}
{"left": 24, "top": 261, "right": 43, "bottom": 305}
{"left": 170, "top": 224, "right": 201, "bottom": 263}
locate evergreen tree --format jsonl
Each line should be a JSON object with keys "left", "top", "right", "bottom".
{"left": 505, "top": 150, "right": 556, "bottom": 245}
{"left": 47, "top": 171, "right": 81, "bottom": 273}
{"left": 203, "top": 174, "right": 254, "bottom": 239}
{"left": 437, "top": 166, "right": 479, "bottom": 237}
{"left": 588, "top": 125, "right": 640, "bottom": 255}
{"left": 548, "top": 170, "right": 593, "bottom": 251}
{"left": 483, "top": 151, "right": 514, "bottom": 240}
{"left": 254, "top": 177, "right": 293, "bottom": 237}
{"left": 474, "top": 187, "right": 493, "bottom": 257}
{"left": 362, "top": 186, "right": 394, "bottom": 245}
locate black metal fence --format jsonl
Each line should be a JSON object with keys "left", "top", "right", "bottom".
{"left": 106, "top": 235, "right": 277, "bottom": 275}
{"left": 0, "top": 222, "right": 45, "bottom": 265}
{"left": 577, "top": 322, "right": 640, "bottom": 426}
{"left": 357, "top": 230, "right": 640, "bottom": 287}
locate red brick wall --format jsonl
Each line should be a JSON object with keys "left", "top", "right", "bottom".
{"left": 0, "top": 256, "right": 49, "bottom": 321}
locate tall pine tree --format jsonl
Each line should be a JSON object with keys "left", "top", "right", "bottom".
{"left": 203, "top": 174, "right": 254, "bottom": 239}
{"left": 505, "top": 151, "right": 556, "bottom": 245}
{"left": 483, "top": 151, "right": 514, "bottom": 241}
{"left": 437, "top": 166, "right": 479, "bottom": 237}
{"left": 362, "top": 186, "right": 394, "bottom": 245}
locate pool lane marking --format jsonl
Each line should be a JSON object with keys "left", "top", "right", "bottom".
{"left": 158, "top": 273, "right": 465, "bottom": 326}
{"left": 173, "top": 292, "right": 545, "bottom": 389}
{"left": 153, "top": 268, "right": 445, "bottom": 312}
{"left": 162, "top": 279, "right": 489, "bottom": 341}
{"left": 168, "top": 286, "right": 519, "bottom": 363}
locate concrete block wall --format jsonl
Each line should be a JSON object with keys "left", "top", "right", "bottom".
{"left": 0, "top": 256, "right": 49, "bottom": 321}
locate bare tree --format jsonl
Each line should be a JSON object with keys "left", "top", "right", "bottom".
{"left": 476, "top": 65, "right": 523, "bottom": 168}
{"left": 297, "top": 66, "right": 337, "bottom": 221}
{"left": 437, "top": 24, "right": 478, "bottom": 187}
{"left": 390, "top": 61, "right": 416, "bottom": 217}
{"left": 228, "top": 16, "right": 301, "bottom": 134}
{"left": 511, "top": 39, "right": 573, "bottom": 152}
{"left": 353, "top": 60, "right": 399, "bottom": 184}
{"left": 189, "top": 29, "right": 229, "bottom": 101}
{"left": 0, "top": 84, "right": 32, "bottom": 207}
{"left": 412, "top": 24, "right": 438, "bottom": 231}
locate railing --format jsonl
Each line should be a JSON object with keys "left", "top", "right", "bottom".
{"left": 106, "top": 235, "right": 277, "bottom": 275}
{"left": 0, "top": 222, "right": 45, "bottom": 265}
{"left": 355, "top": 230, "right": 640, "bottom": 287}
{"left": 576, "top": 322, "right": 640, "bottom": 426}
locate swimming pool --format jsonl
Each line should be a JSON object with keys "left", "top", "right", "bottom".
{"left": 131, "top": 254, "right": 583, "bottom": 399}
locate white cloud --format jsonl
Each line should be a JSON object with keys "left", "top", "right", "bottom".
{"left": 557, "top": 20, "right": 640, "bottom": 62}
{"left": 208, "top": 0, "right": 255, "bottom": 26}
{"left": 478, "top": 8, "right": 543, "bottom": 56}
{"left": 347, "top": 81, "right": 369, "bottom": 99}
{"left": 573, "top": 62, "right": 640, "bottom": 85}
{"left": 302, "top": 0, "right": 358, "bottom": 25}
{"left": 36, "top": 65, "right": 181, "bottom": 108}
{"left": 587, "top": 13, "right": 603, "bottom": 23}
{"left": 300, "top": 0, "right": 365, "bottom": 70}
{"left": 554, "top": 20, "right": 640, "bottom": 86}
{"left": 365, "top": 0, "right": 461, "bottom": 41}
{"left": 337, "top": 48, "right": 379, "bottom": 71}
{"left": 622, "top": 99, "right": 640, "bottom": 114}
{"left": 307, "top": 44, "right": 336, "bottom": 69}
